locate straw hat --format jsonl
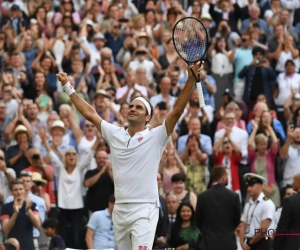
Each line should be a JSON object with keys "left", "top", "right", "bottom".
{"left": 49, "top": 120, "right": 67, "bottom": 135}
{"left": 32, "top": 172, "right": 47, "bottom": 186}
{"left": 14, "top": 125, "right": 29, "bottom": 140}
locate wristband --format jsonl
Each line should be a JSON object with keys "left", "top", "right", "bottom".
{"left": 63, "top": 82, "right": 75, "bottom": 96}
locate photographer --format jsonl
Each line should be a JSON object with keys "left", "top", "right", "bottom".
{"left": 123, "top": 46, "right": 161, "bottom": 84}
{"left": 238, "top": 47, "right": 277, "bottom": 112}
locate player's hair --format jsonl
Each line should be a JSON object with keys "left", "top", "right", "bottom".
{"left": 131, "top": 97, "right": 154, "bottom": 125}
{"left": 211, "top": 166, "right": 227, "bottom": 182}
{"left": 171, "top": 173, "right": 186, "bottom": 183}
{"left": 43, "top": 218, "right": 59, "bottom": 231}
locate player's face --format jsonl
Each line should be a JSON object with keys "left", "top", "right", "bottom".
{"left": 180, "top": 205, "right": 192, "bottom": 221}
{"left": 12, "top": 184, "right": 25, "bottom": 200}
{"left": 128, "top": 99, "right": 150, "bottom": 125}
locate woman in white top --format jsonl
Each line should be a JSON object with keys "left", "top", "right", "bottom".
{"left": 264, "top": 0, "right": 282, "bottom": 26}
{"left": 208, "top": 37, "right": 233, "bottom": 109}
{"left": 41, "top": 131, "right": 100, "bottom": 249}
{"left": 275, "top": 34, "right": 300, "bottom": 73}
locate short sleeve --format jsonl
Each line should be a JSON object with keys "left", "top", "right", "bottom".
{"left": 100, "top": 120, "right": 118, "bottom": 142}
{"left": 87, "top": 212, "right": 99, "bottom": 230}
{"left": 261, "top": 201, "right": 276, "bottom": 221}
{"left": 0, "top": 204, "right": 11, "bottom": 220}
{"left": 54, "top": 236, "right": 66, "bottom": 248}
{"left": 31, "top": 202, "right": 39, "bottom": 216}
{"left": 7, "top": 168, "right": 16, "bottom": 178}
{"left": 240, "top": 203, "right": 249, "bottom": 223}
{"left": 151, "top": 120, "right": 170, "bottom": 146}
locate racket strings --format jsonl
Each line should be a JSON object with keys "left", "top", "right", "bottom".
{"left": 173, "top": 18, "right": 208, "bottom": 64}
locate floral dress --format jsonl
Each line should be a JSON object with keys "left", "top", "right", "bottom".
{"left": 184, "top": 159, "right": 207, "bottom": 195}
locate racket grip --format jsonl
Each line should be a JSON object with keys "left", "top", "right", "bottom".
{"left": 196, "top": 82, "right": 205, "bottom": 108}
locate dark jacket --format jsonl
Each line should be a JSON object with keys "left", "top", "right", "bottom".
{"left": 273, "top": 192, "right": 300, "bottom": 250}
{"left": 195, "top": 183, "right": 241, "bottom": 250}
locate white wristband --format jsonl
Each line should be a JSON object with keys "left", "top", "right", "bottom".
{"left": 62, "top": 82, "right": 75, "bottom": 96}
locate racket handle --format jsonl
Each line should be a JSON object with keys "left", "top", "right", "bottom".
{"left": 196, "top": 82, "right": 205, "bottom": 108}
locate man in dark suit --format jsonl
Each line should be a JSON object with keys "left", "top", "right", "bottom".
{"left": 195, "top": 166, "right": 241, "bottom": 250}
{"left": 273, "top": 173, "right": 300, "bottom": 250}
{"left": 153, "top": 173, "right": 169, "bottom": 248}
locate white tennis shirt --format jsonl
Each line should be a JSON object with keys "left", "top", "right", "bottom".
{"left": 101, "top": 120, "right": 170, "bottom": 204}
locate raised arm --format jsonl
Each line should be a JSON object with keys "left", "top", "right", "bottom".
{"left": 57, "top": 72, "right": 102, "bottom": 131}
{"left": 165, "top": 61, "right": 203, "bottom": 135}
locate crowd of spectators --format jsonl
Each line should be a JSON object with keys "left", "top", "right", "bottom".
{"left": 0, "top": 0, "right": 300, "bottom": 249}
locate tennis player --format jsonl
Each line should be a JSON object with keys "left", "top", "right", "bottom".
{"left": 56, "top": 61, "right": 203, "bottom": 250}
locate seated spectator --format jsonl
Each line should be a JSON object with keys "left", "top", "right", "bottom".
{"left": 169, "top": 202, "right": 201, "bottom": 249}
{"left": 169, "top": 173, "right": 197, "bottom": 210}
{"left": 248, "top": 125, "right": 280, "bottom": 207}
{"left": 180, "top": 134, "right": 209, "bottom": 195}
{"left": 43, "top": 218, "right": 66, "bottom": 250}
{"left": 248, "top": 95, "right": 277, "bottom": 121}
{"left": 85, "top": 195, "right": 116, "bottom": 250}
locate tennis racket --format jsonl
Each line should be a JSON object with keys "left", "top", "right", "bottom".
{"left": 172, "top": 17, "right": 209, "bottom": 108}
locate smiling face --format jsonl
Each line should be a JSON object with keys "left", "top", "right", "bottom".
{"left": 180, "top": 205, "right": 192, "bottom": 222}
{"left": 128, "top": 99, "right": 151, "bottom": 125}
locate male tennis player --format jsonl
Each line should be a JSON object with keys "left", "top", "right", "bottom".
{"left": 56, "top": 61, "right": 203, "bottom": 250}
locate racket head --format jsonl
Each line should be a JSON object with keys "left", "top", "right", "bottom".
{"left": 172, "top": 17, "right": 209, "bottom": 65}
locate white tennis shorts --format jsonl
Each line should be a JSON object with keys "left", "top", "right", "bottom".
{"left": 112, "top": 203, "right": 159, "bottom": 250}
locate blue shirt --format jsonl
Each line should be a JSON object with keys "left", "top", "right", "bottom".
{"left": 233, "top": 48, "right": 253, "bottom": 82}
{"left": 87, "top": 209, "right": 116, "bottom": 250}
{"left": 150, "top": 94, "right": 176, "bottom": 109}
{"left": 5, "top": 192, "right": 46, "bottom": 238}
{"left": 177, "top": 134, "right": 212, "bottom": 155}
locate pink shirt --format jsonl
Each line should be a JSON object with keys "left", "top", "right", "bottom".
{"left": 248, "top": 147, "right": 278, "bottom": 186}
{"left": 116, "top": 84, "right": 148, "bottom": 103}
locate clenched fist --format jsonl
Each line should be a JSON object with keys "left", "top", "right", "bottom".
{"left": 56, "top": 72, "right": 68, "bottom": 86}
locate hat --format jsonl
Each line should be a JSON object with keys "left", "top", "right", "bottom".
{"left": 93, "top": 32, "right": 106, "bottom": 41}
{"left": 14, "top": 125, "right": 29, "bottom": 140}
{"left": 10, "top": 4, "right": 21, "bottom": 11}
{"left": 106, "top": 86, "right": 116, "bottom": 94}
{"left": 86, "top": 19, "right": 94, "bottom": 27}
{"left": 32, "top": 172, "right": 47, "bottom": 186}
{"left": 50, "top": 120, "right": 67, "bottom": 135}
{"left": 137, "top": 32, "right": 151, "bottom": 41}
{"left": 200, "top": 13, "right": 212, "bottom": 21}
{"left": 243, "top": 173, "right": 266, "bottom": 185}
{"left": 93, "top": 89, "right": 111, "bottom": 99}
{"left": 30, "top": 18, "right": 38, "bottom": 24}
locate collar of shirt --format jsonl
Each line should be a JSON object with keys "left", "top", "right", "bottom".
{"left": 249, "top": 192, "right": 264, "bottom": 204}
{"left": 125, "top": 127, "right": 149, "bottom": 137}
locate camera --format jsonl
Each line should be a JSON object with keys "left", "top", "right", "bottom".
{"left": 255, "top": 59, "right": 265, "bottom": 65}
{"left": 32, "top": 154, "right": 40, "bottom": 160}
{"left": 242, "top": 38, "right": 247, "bottom": 43}
{"left": 33, "top": 181, "right": 43, "bottom": 187}
{"left": 136, "top": 51, "right": 146, "bottom": 55}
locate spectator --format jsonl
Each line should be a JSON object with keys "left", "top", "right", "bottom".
{"left": 195, "top": 167, "right": 241, "bottom": 250}
{"left": 169, "top": 202, "right": 201, "bottom": 249}
{"left": 0, "top": 179, "right": 40, "bottom": 250}
{"left": 5, "top": 171, "right": 46, "bottom": 250}
{"left": 169, "top": 173, "right": 197, "bottom": 210}
{"left": 43, "top": 218, "right": 66, "bottom": 250}
{"left": 84, "top": 150, "right": 114, "bottom": 212}
{"left": 85, "top": 194, "right": 116, "bottom": 250}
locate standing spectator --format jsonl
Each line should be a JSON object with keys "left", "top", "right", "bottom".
{"left": 85, "top": 195, "right": 116, "bottom": 250}
{"left": 5, "top": 125, "right": 31, "bottom": 177}
{"left": 0, "top": 149, "right": 16, "bottom": 203}
{"left": 195, "top": 167, "right": 241, "bottom": 250}
{"left": 40, "top": 131, "right": 99, "bottom": 248}
{"left": 166, "top": 194, "right": 180, "bottom": 226}
{"left": 273, "top": 174, "right": 300, "bottom": 250}
{"left": 150, "top": 77, "right": 176, "bottom": 108}
{"left": 279, "top": 126, "right": 300, "bottom": 186}
{"left": 0, "top": 179, "right": 40, "bottom": 250}
{"left": 84, "top": 150, "right": 114, "bottom": 212}
{"left": 0, "top": 100, "right": 13, "bottom": 149}
{"left": 5, "top": 171, "right": 46, "bottom": 250}
{"left": 239, "top": 173, "right": 275, "bottom": 250}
